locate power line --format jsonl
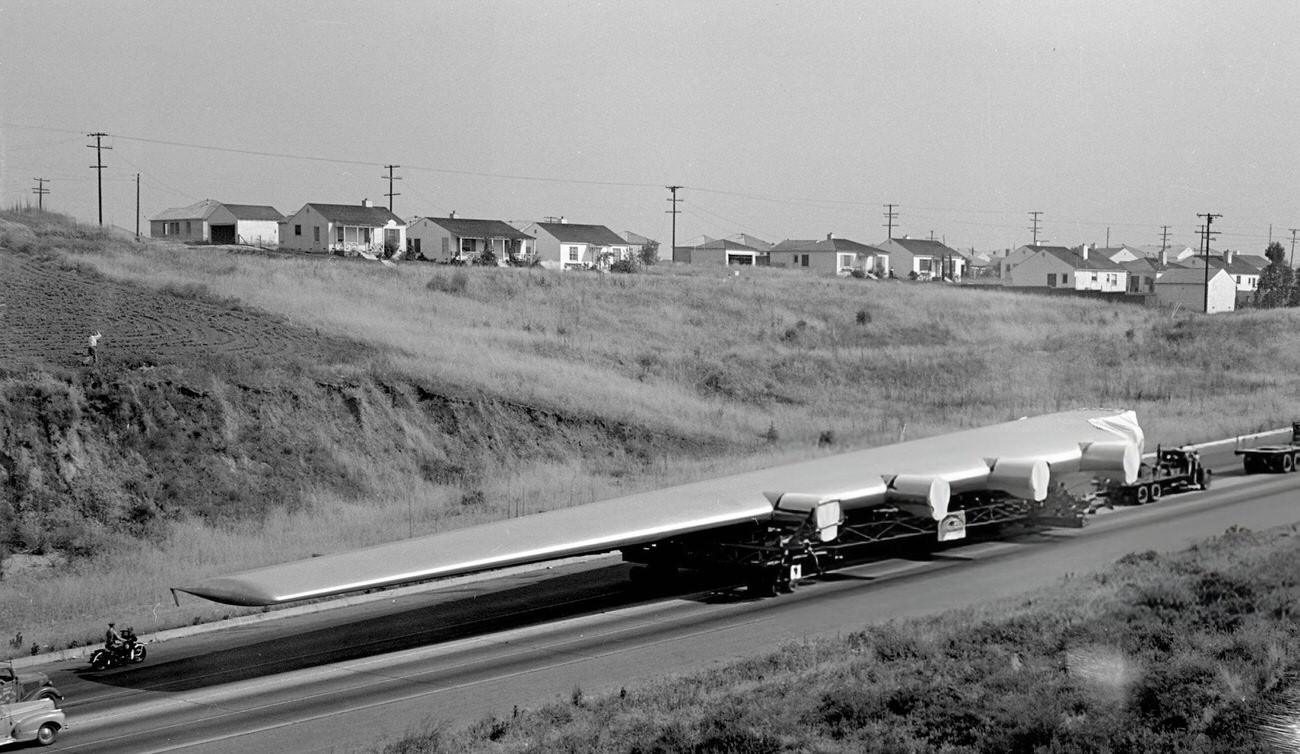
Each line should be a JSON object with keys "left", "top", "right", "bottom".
{"left": 883, "top": 203, "right": 898, "bottom": 240}
{"left": 1028, "top": 211, "right": 1043, "bottom": 245}
{"left": 32, "top": 178, "right": 49, "bottom": 210}
{"left": 382, "top": 164, "right": 401, "bottom": 213}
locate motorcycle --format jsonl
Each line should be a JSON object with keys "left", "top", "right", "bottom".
{"left": 89, "top": 628, "right": 147, "bottom": 671}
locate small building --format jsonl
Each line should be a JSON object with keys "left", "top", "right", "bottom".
{"left": 1007, "top": 245, "right": 1128, "bottom": 292}
{"left": 1154, "top": 266, "right": 1236, "bottom": 313}
{"left": 1121, "top": 257, "right": 1160, "bottom": 294}
{"left": 1179, "top": 250, "right": 1261, "bottom": 297}
{"left": 877, "top": 237, "right": 965, "bottom": 280}
{"left": 407, "top": 215, "right": 534, "bottom": 264}
{"left": 769, "top": 235, "right": 888, "bottom": 276}
{"left": 279, "top": 200, "right": 406, "bottom": 256}
{"left": 150, "top": 199, "right": 284, "bottom": 245}
{"left": 676, "top": 238, "right": 768, "bottom": 266}
{"left": 517, "top": 220, "right": 632, "bottom": 270}
{"left": 619, "top": 231, "right": 661, "bottom": 263}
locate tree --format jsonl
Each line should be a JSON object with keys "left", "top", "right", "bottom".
{"left": 637, "top": 240, "right": 660, "bottom": 267}
{"left": 1253, "top": 241, "right": 1293, "bottom": 308}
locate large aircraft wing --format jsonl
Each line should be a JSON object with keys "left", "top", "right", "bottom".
{"left": 177, "top": 407, "right": 1142, "bottom": 606}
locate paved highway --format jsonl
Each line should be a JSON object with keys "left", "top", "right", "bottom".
{"left": 36, "top": 456, "right": 1300, "bottom": 753}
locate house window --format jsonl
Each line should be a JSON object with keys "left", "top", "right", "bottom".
{"left": 461, "top": 238, "right": 476, "bottom": 254}
{"left": 1047, "top": 273, "right": 1057, "bottom": 288}
{"left": 1063, "top": 274, "right": 1069, "bottom": 284}
{"left": 567, "top": 246, "right": 580, "bottom": 262}
{"left": 314, "top": 226, "right": 321, "bottom": 243}
{"left": 295, "top": 224, "right": 302, "bottom": 236}
{"left": 801, "top": 254, "right": 809, "bottom": 267}
{"left": 184, "top": 220, "right": 192, "bottom": 234}
{"left": 337, "top": 226, "right": 345, "bottom": 243}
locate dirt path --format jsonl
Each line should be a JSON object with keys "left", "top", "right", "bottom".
{"left": 0, "top": 250, "right": 365, "bottom": 370}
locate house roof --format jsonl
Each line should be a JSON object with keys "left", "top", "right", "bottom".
{"left": 535, "top": 222, "right": 627, "bottom": 246}
{"left": 726, "top": 233, "right": 774, "bottom": 251}
{"left": 1156, "top": 267, "right": 1232, "bottom": 285}
{"left": 152, "top": 199, "right": 283, "bottom": 223}
{"left": 620, "top": 231, "right": 657, "bottom": 246}
{"left": 1039, "top": 247, "right": 1126, "bottom": 271}
{"left": 686, "top": 238, "right": 763, "bottom": 252}
{"left": 884, "top": 237, "right": 961, "bottom": 257}
{"left": 420, "top": 217, "right": 532, "bottom": 239}
{"left": 303, "top": 203, "right": 405, "bottom": 226}
{"left": 774, "top": 237, "right": 884, "bottom": 254}
{"left": 1181, "top": 255, "right": 1261, "bottom": 276}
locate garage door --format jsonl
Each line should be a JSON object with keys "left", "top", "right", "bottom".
{"left": 211, "top": 224, "right": 236, "bottom": 244}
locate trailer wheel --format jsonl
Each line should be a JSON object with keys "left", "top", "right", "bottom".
{"left": 1149, "top": 483, "right": 1163, "bottom": 501}
{"left": 1284, "top": 454, "right": 1295, "bottom": 473}
{"left": 1136, "top": 485, "right": 1150, "bottom": 504}
{"left": 1199, "top": 469, "right": 1212, "bottom": 490}
{"left": 1291, "top": 453, "right": 1300, "bottom": 472}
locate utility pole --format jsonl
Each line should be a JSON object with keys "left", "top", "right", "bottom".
{"left": 87, "top": 132, "right": 111, "bottom": 226}
{"left": 666, "top": 185, "right": 682, "bottom": 262}
{"left": 1028, "top": 211, "right": 1043, "bottom": 245}
{"left": 32, "top": 178, "right": 49, "bottom": 210}
{"left": 1288, "top": 228, "right": 1298, "bottom": 268}
{"left": 1198, "top": 212, "right": 1222, "bottom": 314}
{"left": 382, "top": 164, "right": 401, "bottom": 213}
{"left": 883, "top": 203, "right": 898, "bottom": 240}
{"left": 1159, "top": 225, "right": 1171, "bottom": 255}
{"left": 135, "top": 173, "right": 141, "bottom": 239}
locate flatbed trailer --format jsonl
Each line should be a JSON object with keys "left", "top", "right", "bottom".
{"left": 621, "top": 490, "right": 1082, "bottom": 595}
{"left": 1104, "top": 447, "right": 1209, "bottom": 505}
{"left": 1236, "top": 423, "right": 1300, "bottom": 474}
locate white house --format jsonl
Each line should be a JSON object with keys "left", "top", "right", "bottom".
{"left": 279, "top": 200, "right": 406, "bottom": 256}
{"left": 877, "top": 237, "right": 965, "bottom": 280}
{"left": 516, "top": 220, "right": 632, "bottom": 270}
{"left": 1154, "top": 267, "right": 1236, "bottom": 313}
{"left": 150, "top": 199, "right": 284, "bottom": 245}
{"left": 1178, "top": 250, "right": 1261, "bottom": 298}
{"left": 1007, "top": 245, "right": 1128, "bottom": 292}
{"left": 407, "top": 215, "right": 534, "bottom": 264}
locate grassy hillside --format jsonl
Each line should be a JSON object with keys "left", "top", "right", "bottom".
{"left": 2, "top": 206, "right": 1300, "bottom": 654}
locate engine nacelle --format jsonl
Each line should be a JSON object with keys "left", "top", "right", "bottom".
{"left": 985, "top": 457, "right": 1050, "bottom": 500}
{"left": 1079, "top": 440, "right": 1141, "bottom": 483}
{"left": 767, "top": 492, "right": 842, "bottom": 542}
{"left": 883, "top": 474, "right": 951, "bottom": 520}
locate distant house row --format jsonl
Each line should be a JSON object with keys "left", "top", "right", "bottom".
{"left": 673, "top": 234, "right": 973, "bottom": 281}
{"left": 150, "top": 199, "right": 644, "bottom": 270}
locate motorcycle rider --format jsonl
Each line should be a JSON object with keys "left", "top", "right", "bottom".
{"left": 104, "top": 622, "right": 123, "bottom": 652}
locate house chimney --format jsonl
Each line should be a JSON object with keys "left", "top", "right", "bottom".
{"left": 559, "top": 216, "right": 567, "bottom": 224}
{"left": 1080, "top": 243, "right": 1089, "bottom": 260}
{"left": 1159, "top": 249, "right": 1168, "bottom": 267}
{"left": 826, "top": 233, "right": 833, "bottom": 241}
{"left": 361, "top": 198, "right": 372, "bottom": 208}
{"left": 449, "top": 210, "right": 457, "bottom": 219}
{"left": 1224, "top": 249, "right": 1234, "bottom": 265}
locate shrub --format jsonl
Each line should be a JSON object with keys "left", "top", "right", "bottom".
{"left": 427, "top": 271, "right": 470, "bottom": 295}
{"left": 609, "top": 259, "right": 637, "bottom": 274}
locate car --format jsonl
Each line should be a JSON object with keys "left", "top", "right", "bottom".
{"left": 0, "top": 698, "right": 65, "bottom": 747}
{"left": 0, "top": 662, "right": 61, "bottom": 706}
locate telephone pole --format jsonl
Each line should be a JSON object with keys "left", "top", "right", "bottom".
{"left": 32, "top": 178, "right": 49, "bottom": 210}
{"left": 87, "top": 132, "right": 111, "bottom": 226}
{"left": 1028, "top": 211, "right": 1043, "bottom": 245}
{"left": 666, "top": 185, "right": 682, "bottom": 262}
{"left": 382, "top": 165, "right": 401, "bottom": 213}
{"left": 135, "top": 173, "right": 141, "bottom": 239}
{"left": 1198, "top": 212, "right": 1222, "bottom": 313}
{"left": 883, "top": 203, "right": 898, "bottom": 240}
{"left": 1288, "top": 228, "right": 1298, "bottom": 268}
{"left": 1159, "top": 225, "right": 1171, "bottom": 255}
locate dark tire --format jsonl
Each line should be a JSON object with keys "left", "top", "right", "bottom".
{"left": 1150, "top": 484, "right": 1163, "bottom": 501}
{"left": 1243, "top": 457, "right": 1257, "bottom": 474}
{"left": 1136, "top": 485, "right": 1150, "bottom": 504}
{"left": 1283, "top": 454, "right": 1294, "bottom": 473}
{"left": 1200, "top": 469, "right": 1212, "bottom": 490}
{"left": 132, "top": 644, "right": 147, "bottom": 663}
{"left": 90, "top": 650, "right": 108, "bottom": 671}
{"left": 36, "top": 722, "right": 59, "bottom": 746}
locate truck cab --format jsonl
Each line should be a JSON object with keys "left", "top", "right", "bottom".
{"left": 0, "top": 663, "right": 61, "bottom": 707}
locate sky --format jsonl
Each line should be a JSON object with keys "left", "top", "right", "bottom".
{"left": 2, "top": 0, "right": 1297, "bottom": 253}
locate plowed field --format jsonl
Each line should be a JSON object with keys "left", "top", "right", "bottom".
{"left": 0, "top": 250, "right": 364, "bottom": 370}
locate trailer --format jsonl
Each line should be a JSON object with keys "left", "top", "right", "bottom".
{"left": 1236, "top": 423, "right": 1300, "bottom": 474}
{"left": 621, "top": 489, "right": 1086, "bottom": 595}
{"left": 1103, "top": 447, "right": 1209, "bottom": 505}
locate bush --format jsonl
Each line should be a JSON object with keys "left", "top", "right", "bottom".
{"left": 609, "top": 259, "right": 637, "bottom": 274}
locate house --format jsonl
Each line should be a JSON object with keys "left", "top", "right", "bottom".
{"left": 1090, "top": 245, "right": 1146, "bottom": 264}
{"left": 998, "top": 246, "right": 1039, "bottom": 279}
{"left": 1136, "top": 244, "right": 1199, "bottom": 263}
{"left": 770, "top": 235, "right": 888, "bottom": 276}
{"left": 619, "top": 231, "right": 661, "bottom": 263}
{"left": 877, "top": 237, "right": 965, "bottom": 280}
{"left": 407, "top": 215, "right": 534, "bottom": 264}
{"left": 279, "top": 200, "right": 406, "bottom": 256}
{"left": 1178, "top": 250, "right": 1261, "bottom": 298}
{"left": 1121, "top": 257, "right": 1160, "bottom": 294}
{"left": 150, "top": 199, "right": 284, "bottom": 245}
{"left": 675, "top": 238, "right": 768, "bottom": 266}
{"left": 1154, "top": 267, "right": 1236, "bottom": 313}
{"left": 725, "top": 233, "right": 774, "bottom": 252}
{"left": 1006, "top": 245, "right": 1128, "bottom": 292}
{"left": 517, "top": 220, "right": 632, "bottom": 270}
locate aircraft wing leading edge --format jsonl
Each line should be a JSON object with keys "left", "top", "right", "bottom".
{"left": 177, "top": 407, "right": 1142, "bottom": 606}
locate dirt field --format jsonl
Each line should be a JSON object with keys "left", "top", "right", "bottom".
{"left": 0, "top": 249, "right": 364, "bottom": 370}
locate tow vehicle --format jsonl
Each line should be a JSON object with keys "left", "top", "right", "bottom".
{"left": 0, "top": 698, "right": 64, "bottom": 747}
{"left": 1236, "top": 423, "right": 1300, "bottom": 473}
{"left": 1102, "top": 447, "right": 1209, "bottom": 505}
